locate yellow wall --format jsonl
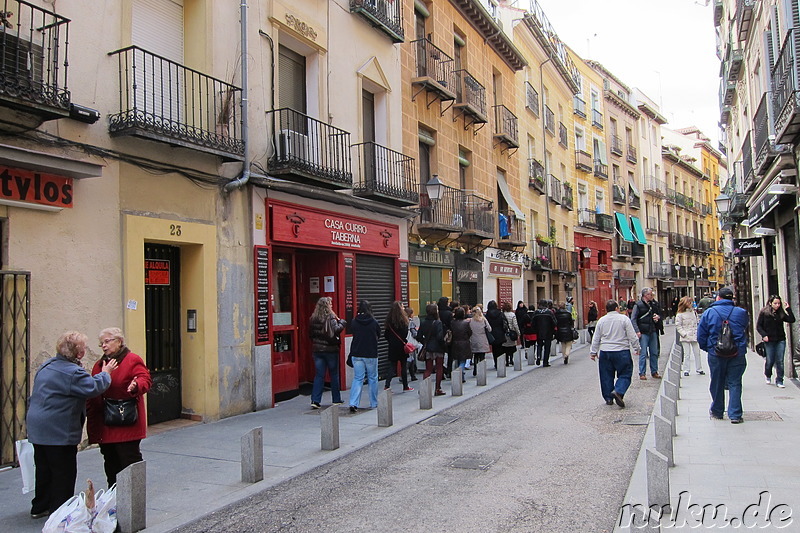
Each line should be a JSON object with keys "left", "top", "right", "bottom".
{"left": 123, "top": 214, "right": 220, "bottom": 420}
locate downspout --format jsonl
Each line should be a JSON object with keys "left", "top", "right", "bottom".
{"left": 224, "top": 0, "right": 250, "bottom": 193}
{"left": 539, "top": 57, "right": 552, "bottom": 240}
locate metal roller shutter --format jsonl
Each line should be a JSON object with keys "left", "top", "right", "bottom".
{"left": 356, "top": 255, "right": 395, "bottom": 379}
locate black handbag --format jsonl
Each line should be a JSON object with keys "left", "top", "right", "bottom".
{"left": 755, "top": 342, "right": 767, "bottom": 358}
{"left": 104, "top": 398, "right": 138, "bottom": 426}
{"left": 571, "top": 329, "right": 579, "bottom": 341}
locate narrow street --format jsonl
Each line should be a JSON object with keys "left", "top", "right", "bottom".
{"left": 177, "top": 340, "right": 667, "bottom": 533}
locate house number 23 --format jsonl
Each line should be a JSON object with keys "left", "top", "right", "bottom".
{"left": 170, "top": 224, "right": 182, "bottom": 236}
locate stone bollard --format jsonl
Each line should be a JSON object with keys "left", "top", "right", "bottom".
{"left": 646, "top": 448, "right": 671, "bottom": 512}
{"left": 660, "top": 395, "right": 677, "bottom": 436}
{"left": 496, "top": 358, "right": 507, "bottom": 378}
{"left": 451, "top": 368, "right": 463, "bottom": 396}
{"left": 664, "top": 379, "right": 679, "bottom": 402}
{"left": 419, "top": 376, "right": 433, "bottom": 410}
{"left": 320, "top": 405, "right": 340, "bottom": 451}
{"left": 526, "top": 347, "right": 535, "bottom": 366}
{"left": 241, "top": 427, "right": 264, "bottom": 483}
{"left": 476, "top": 359, "right": 487, "bottom": 386}
{"left": 117, "top": 461, "right": 146, "bottom": 533}
{"left": 513, "top": 348, "right": 523, "bottom": 371}
{"left": 378, "top": 388, "right": 393, "bottom": 427}
{"left": 654, "top": 414, "right": 674, "bottom": 467}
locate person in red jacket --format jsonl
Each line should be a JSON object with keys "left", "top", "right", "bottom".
{"left": 87, "top": 327, "right": 152, "bottom": 487}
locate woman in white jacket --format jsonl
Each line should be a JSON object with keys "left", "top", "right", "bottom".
{"left": 676, "top": 295, "right": 704, "bottom": 376}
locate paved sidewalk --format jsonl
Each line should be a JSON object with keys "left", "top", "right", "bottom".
{"left": 0, "top": 343, "right": 581, "bottom": 533}
{"left": 617, "top": 342, "right": 800, "bottom": 531}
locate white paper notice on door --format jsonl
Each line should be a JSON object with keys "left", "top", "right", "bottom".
{"left": 309, "top": 277, "right": 320, "bottom": 294}
{"left": 324, "top": 276, "right": 335, "bottom": 293}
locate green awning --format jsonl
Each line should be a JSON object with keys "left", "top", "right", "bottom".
{"left": 630, "top": 216, "right": 647, "bottom": 245}
{"left": 615, "top": 212, "right": 634, "bottom": 242}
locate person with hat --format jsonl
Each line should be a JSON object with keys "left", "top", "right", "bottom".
{"left": 697, "top": 287, "right": 749, "bottom": 424}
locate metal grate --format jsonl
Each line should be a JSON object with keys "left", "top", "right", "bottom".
{"left": 449, "top": 456, "right": 495, "bottom": 470}
{"left": 420, "top": 414, "right": 459, "bottom": 426}
{"left": 0, "top": 271, "right": 30, "bottom": 466}
{"left": 741, "top": 411, "right": 782, "bottom": 421}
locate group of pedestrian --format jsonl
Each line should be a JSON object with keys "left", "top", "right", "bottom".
{"left": 26, "top": 327, "right": 151, "bottom": 519}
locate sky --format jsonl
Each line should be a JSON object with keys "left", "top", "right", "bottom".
{"left": 529, "top": 0, "right": 720, "bottom": 145}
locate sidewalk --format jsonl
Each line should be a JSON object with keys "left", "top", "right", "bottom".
{"left": 617, "top": 339, "right": 800, "bottom": 530}
{"left": 0, "top": 343, "right": 582, "bottom": 533}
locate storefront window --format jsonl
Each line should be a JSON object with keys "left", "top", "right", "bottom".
{"left": 272, "top": 253, "right": 293, "bottom": 326}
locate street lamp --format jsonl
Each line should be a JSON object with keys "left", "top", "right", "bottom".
{"left": 582, "top": 247, "right": 592, "bottom": 259}
{"left": 714, "top": 192, "right": 731, "bottom": 215}
{"left": 425, "top": 175, "right": 444, "bottom": 206}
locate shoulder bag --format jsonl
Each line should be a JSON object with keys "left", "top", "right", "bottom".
{"left": 484, "top": 323, "right": 495, "bottom": 344}
{"left": 502, "top": 314, "right": 518, "bottom": 341}
{"left": 390, "top": 326, "right": 416, "bottom": 354}
{"left": 104, "top": 397, "right": 138, "bottom": 426}
{"left": 417, "top": 321, "right": 437, "bottom": 361}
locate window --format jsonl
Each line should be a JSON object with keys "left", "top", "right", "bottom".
{"left": 595, "top": 189, "right": 605, "bottom": 213}
{"left": 279, "top": 46, "right": 307, "bottom": 113}
{"left": 575, "top": 127, "right": 586, "bottom": 151}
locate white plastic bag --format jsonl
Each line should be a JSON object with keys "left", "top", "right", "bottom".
{"left": 91, "top": 484, "right": 117, "bottom": 533}
{"left": 15, "top": 438, "right": 35, "bottom": 494}
{"left": 42, "top": 492, "right": 92, "bottom": 533}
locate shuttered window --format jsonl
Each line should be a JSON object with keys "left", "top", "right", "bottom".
{"left": 132, "top": 0, "right": 184, "bottom": 62}
{"left": 279, "top": 45, "right": 306, "bottom": 113}
{"left": 356, "top": 255, "right": 395, "bottom": 379}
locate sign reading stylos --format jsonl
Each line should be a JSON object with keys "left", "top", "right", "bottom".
{"left": 269, "top": 201, "right": 399, "bottom": 255}
{"left": 0, "top": 166, "right": 73, "bottom": 208}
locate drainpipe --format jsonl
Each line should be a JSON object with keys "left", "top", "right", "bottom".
{"left": 540, "top": 57, "right": 552, "bottom": 249}
{"left": 224, "top": 0, "right": 251, "bottom": 193}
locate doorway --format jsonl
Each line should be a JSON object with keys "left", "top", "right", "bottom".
{"left": 144, "top": 243, "right": 182, "bottom": 424}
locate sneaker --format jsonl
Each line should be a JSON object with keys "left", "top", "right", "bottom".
{"left": 730, "top": 418, "right": 744, "bottom": 424}
{"left": 311, "top": 402, "right": 321, "bottom": 409}
{"left": 766, "top": 377, "right": 772, "bottom": 385}
{"left": 403, "top": 387, "right": 414, "bottom": 392}
{"left": 777, "top": 382, "right": 786, "bottom": 388}
{"left": 434, "top": 389, "right": 446, "bottom": 396}
{"left": 684, "top": 371, "right": 689, "bottom": 376}
{"left": 349, "top": 406, "right": 358, "bottom": 413}
{"left": 332, "top": 400, "right": 344, "bottom": 405}
{"left": 696, "top": 370, "right": 705, "bottom": 375}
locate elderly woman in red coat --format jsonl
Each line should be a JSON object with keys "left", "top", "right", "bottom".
{"left": 86, "top": 327, "right": 152, "bottom": 487}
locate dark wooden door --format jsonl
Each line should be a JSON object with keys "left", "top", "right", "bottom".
{"left": 144, "top": 244, "right": 181, "bottom": 424}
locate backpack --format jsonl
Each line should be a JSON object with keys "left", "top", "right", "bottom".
{"left": 715, "top": 306, "right": 739, "bottom": 358}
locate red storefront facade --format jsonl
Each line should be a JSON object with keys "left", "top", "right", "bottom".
{"left": 575, "top": 233, "right": 613, "bottom": 323}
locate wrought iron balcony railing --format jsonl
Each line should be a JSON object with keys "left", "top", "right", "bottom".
{"left": 612, "top": 183, "right": 626, "bottom": 204}
{"left": 558, "top": 122, "right": 568, "bottom": 148}
{"left": 462, "top": 193, "right": 495, "bottom": 238}
{"left": 616, "top": 236, "right": 632, "bottom": 257}
{"left": 350, "top": 0, "right": 404, "bottom": 43}
{"left": 594, "top": 161, "right": 608, "bottom": 179}
{"left": 643, "top": 175, "right": 666, "bottom": 196}
{"left": 610, "top": 134, "right": 623, "bottom": 156}
{"left": 562, "top": 183, "right": 574, "bottom": 210}
{"left": 528, "top": 158, "right": 545, "bottom": 193}
{"left": 266, "top": 107, "right": 352, "bottom": 187}
{"left": 454, "top": 69, "right": 488, "bottom": 124}
{"left": 629, "top": 192, "right": 641, "bottom": 209}
{"left": 0, "top": 0, "right": 71, "bottom": 117}
{"left": 412, "top": 38, "right": 455, "bottom": 101}
{"left": 596, "top": 213, "right": 614, "bottom": 233}
{"left": 493, "top": 104, "right": 519, "bottom": 149}
{"left": 351, "top": 142, "right": 418, "bottom": 206}
{"left": 631, "top": 242, "right": 645, "bottom": 258}
{"left": 771, "top": 28, "right": 800, "bottom": 144}
{"left": 551, "top": 246, "right": 578, "bottom": 273}
{"left": 418, "top": 184, "right": 466, "bottom": 232}
{"left": 648, "top": 262, "right": 671, "bottom": 278}
{"left": 753, "top": 92, "right": 791, "bottom": 175}
{"left": 497, "top": 210, "right": 525, "bottom": 246}
{"left": 646, "top": 216, "right": 659, "bottom": 233}
{"left": 575, "top": 149, "right": 592, "bottom": 172}
{"left": 525, "top": 81, "right": 539, "bottom": 115}
{"left": 591, "top": 109, "right": 603, "bottom": 129}
{"left": 544, "top": 105, "right": 555, "bottom": 135}
{"left": 573, "top": 95, "right": 586, "bottom": 118}
{"left": 741, "top": 131, "right": 754, "bottom": 193}
{"left": 626, "top": 144, "right": 637, "bottom": 163}
{"left": 548, "top": 174, "right": 562, "bottom": 205}
{"left": 108, "top": 46, "right": 244, "bottom": 159}
{"left": 531, "top": 241, "right": 552, "bottom": 270}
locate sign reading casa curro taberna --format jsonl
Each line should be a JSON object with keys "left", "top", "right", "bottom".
{"left": 733, "top": 238, "right": 763, "bottom": 257}
{"left": 0, "top": 165, "right": 73, "bottom": 209}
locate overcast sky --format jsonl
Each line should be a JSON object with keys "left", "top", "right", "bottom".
{"left": 530, "top": 0, "right": 720, "bottom": 144}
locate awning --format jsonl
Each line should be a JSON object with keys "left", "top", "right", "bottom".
{"left": 629, "top": 216, "right": 648, "bottom": 245}
{"left": 497, "top": 170, "right": 525, "bottom": 220}
{"left": 615, "top": 212, "right": 634, "bottom": 242}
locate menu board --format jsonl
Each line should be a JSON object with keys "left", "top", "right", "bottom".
{"left": 399, "top": 260, "right": 409, "bottom": 307}
{"left": 344, "top": 255, "right": 354, "bottom": 326}
{"left": 254, "top": 246, "right": 269, "bottom": 345}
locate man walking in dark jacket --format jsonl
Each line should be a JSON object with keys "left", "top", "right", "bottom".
{"left": 698, "top": 287, "right": 749, "bottom": 424}
{"left": 631, "top": 287, "right": 662, "bottom": 380}
{"left": 531, "top": 299, "right": 556, "bottom": 366}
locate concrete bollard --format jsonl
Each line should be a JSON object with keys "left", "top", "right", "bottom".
{"left": 320, "top": 405, "right": 340, "bottom": 451}
{"left": 451, "top": 368, "right": 463, "bottom": 396}
{"left": 419, "top": 376, "right": 433, "bottom": 410}
{"left": 496, "top": 358, "right": 507, "bottom": 378}
{"left": 117, "top": 461, "right": 146, "bottom": 533}
{"left": 476, "top": 359, "right": 487, "bottom": 386}
{"left": 378, "top": 388, "right": 393, "bottom": 427}
{"left": 660, "top": 395, "right": 677, "bottom": 436}
{"left": 664, "top": 379, "right": 679, "bottom": 402}
{"left": 241, "top": 427, "right": 264, "bottom": 483}
{"left": 526, "top": 347, "right": 535, "bottom": 366}
{"left": 654, "top": 414, "right": 674, "bottom": 467}
{"left": 646, "top": 448, "right": 671, "bottom": 512}
{"left": 513, "top": 348, "right": 523, "bottom": 371}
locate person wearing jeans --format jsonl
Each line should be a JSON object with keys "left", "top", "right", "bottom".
{"left": 630, "top": 287, "right": 662, "bottom": 379}
{"left": 348, "top": 357, "right": 378, "bottom": 411}
{"left": 756, "top": 295, "right": 795, "bottom": 388}
{"left": 589, "top": 300, "right": 640, "bottom": 408}
{"left": 308, "top": 297, "right": 346, "bottom": 409}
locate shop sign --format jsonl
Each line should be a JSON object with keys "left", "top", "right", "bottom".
{"left": 410, "top": 246, "right": 455, "bottom": 267}
{"left": 269, "top": 201, "right": 399, "bottom": 255}
{"left": 674, "top": 280, "right": 689, "bottom": 287}
{"left": 457, "top": 270, "right": 480, "bottom": 282}
{"left": 488, "top": 261, "right": 522, "bottom": 278}
{"left": 0, "top": 165, "right": 73, "bottom": 209}
{"left": 746, "top": 193, "right": 779, "bottom": 227}
{"left": 254, "top": 246, "right": 269, "bottom": 345}
{"left": 615, "top": 269, "right": 636, "bottom": 280}
{"left": 597, "top": 271, "right": 613, "bottom": 281}
{"left": 399, "top": 261, "right": 409, "bottom": 306}
{"left": 733, "top": 238, "right": 763, "bottom": 257}
{"left": 145, "top": 260, "right": 170, "bottom": 285}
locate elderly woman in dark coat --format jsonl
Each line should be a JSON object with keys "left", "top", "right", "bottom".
{"left": 449, "top": 306, "right": 472, "bottom": 382}
{"left": 27, "top": 331, "right": 117, "bottom": 518}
